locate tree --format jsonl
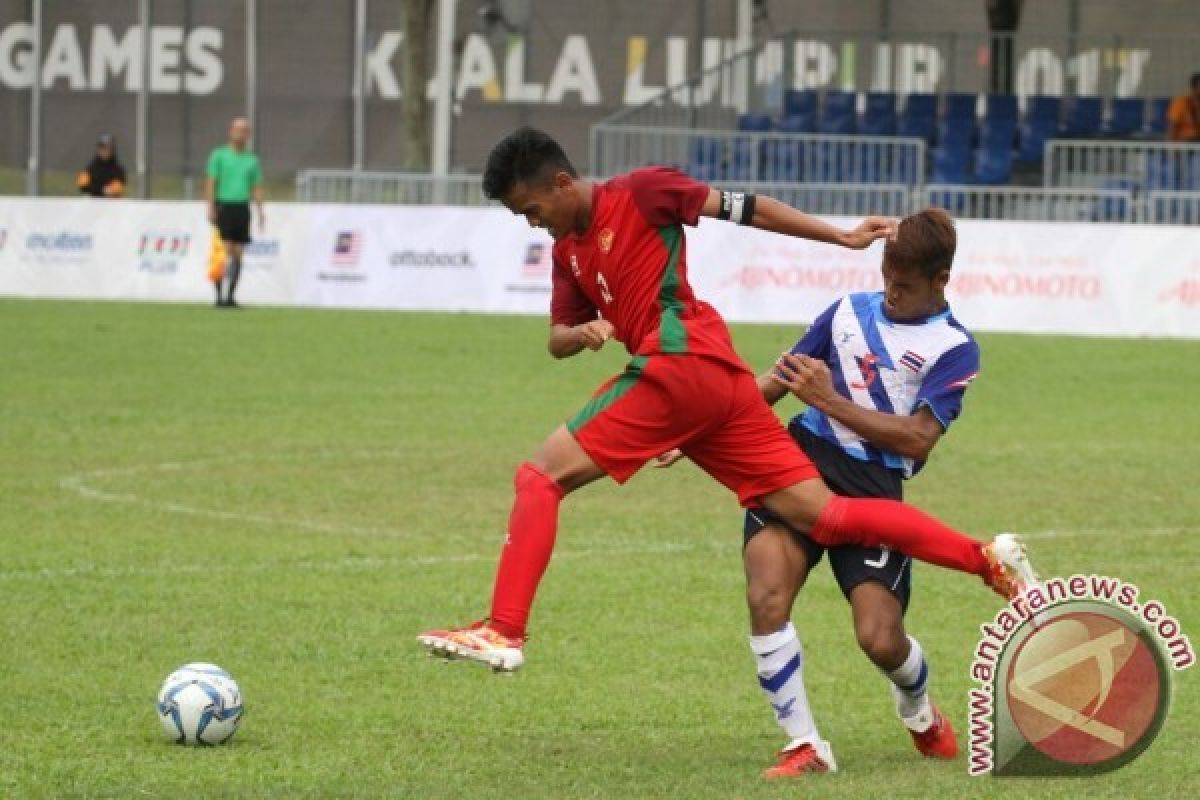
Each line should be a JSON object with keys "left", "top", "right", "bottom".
{"left": 401, "top": 0, "right": 433, "bottom": 170}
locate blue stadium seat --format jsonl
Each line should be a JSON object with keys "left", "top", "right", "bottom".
{"left": 898, "top": 93, "right": 937, "bottom": 143}
{"left": 777, "top": 113, "right": 816, "bottom": 134}
{"left": 1018, "top": 117, "right": 1057, "bottom": 162}
{"left": 1146, "top": 96, "right": 1170, "bottom": 136}
{"left": 861, "top": 92, "right": 897, "bottom": 136}
{"left": 972, "top": 141, "right": 1013, "bottom": 185}
{"left": 760, "top": 139, "right": 803, "bottom": 181}
{"left": 688, "top": 136, "right": 722, "bottom": 181}
{"left": 980, "top": 119, "right": 1016, "bottom": 149}
{"left": 945, "top": 93, "right": 977, "bottom": 120}
{"left": 1061, "top": 96, "right": 1103, "bottom": 137}
{"left": 986, "top": 94, "right": 1018, "bottom": 122}
{"left": 820, "top": 91, "right": 858, "bottom": 134}
{"left": 1026, "top": 95, "right": 1061, "bottom": 122}
{"left": 937, "top": 117, "right": 975, "bottom": 151}
{"left": 1104, "top": 98, "right": 1144, "bottom": 137}
{"left": 737, "top": 113, "right": 773, "bottom": 132}
{"left": 931, "top": 145, "right": 970, "bottom": 184}
{"left": 783, "top": 88, "right": 818, "bottom": 118}
{"left": 727, "top": 137, "right": 756, "bottom": 180}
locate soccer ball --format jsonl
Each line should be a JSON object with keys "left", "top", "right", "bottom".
{"left": 156, "top": 662, "right": 244, "bottom": 745}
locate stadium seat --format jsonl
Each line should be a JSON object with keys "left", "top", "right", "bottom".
{"left": 1104, "top": 98, "right": 1144, "bottom": 137}
{"left": 945, "top": 93, "right": 978, "bottom": 120}
{"left": 1146, "top": 96, "right": 1170, "bottom": 137}
{"left": 1026, "top": 95, "right": 1061, "bottom": 123}
{"left": 861, "top": 92, "right": 897, "bottom": 136}
{"left": 1018, "top": 117, "right": 1057, "bottom": 162}
{"left": 1061, "top": 96, "right": 1103, "bottom": 137}
{"left": 688, "top": 136, "right": 723, "bottom": 181}
{"left": 937, "top": 117, "right": 975, "bottom": 151}
{"left": 986, "top": 94, "right": 1018, "bottom": 123}
{"left": 727, "top": 137, "right": 756, "bottom": 180}
{"left": 783, "top": 88, "right": 818, "bottom": 118}
{"left": 898, "top": 93, "right": 937, "bottom": 143}
{"left": 980, "top": 119, "right": 1017, "bottom": 149}
{"left": 820, "top": 91, "right": 858, "bottom": 134}
{"left": 737, "top": 113, "right": 773, "bottom": 132}
{"left": 931, "top": 145, "right": 970, "bottom": 184}
{"left": 760, "top": 139, "right": 803, "bottom": 181}
{"left": 972, "top": 140, "right": 1013, "bottom": 185}
{"left": 777, "top": 113, "right": 816, "bottom": 134}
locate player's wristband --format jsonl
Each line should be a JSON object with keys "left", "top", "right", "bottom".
{"left": 716, "top": 190, "right": 756, "bottom": 224}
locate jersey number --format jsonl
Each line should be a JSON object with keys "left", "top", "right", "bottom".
{"left": 864, "top": 547, "right": 890, "bottom": 568}
{"left": 596, "top": 272, "right": 614, "bottom": 305}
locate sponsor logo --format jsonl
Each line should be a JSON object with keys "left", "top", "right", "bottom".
{"left": 21, "top": 230, "right": 94, "bottom": 264}
{"left": 0, "top": 228, "right": 7, "bottom": 252}
{"left": 320, "top": 230, "right": 365, "bottom": 282}
{"left": 137, "top": 231, "right": 192, "bottom": 274}
{"left": 849, "top": 353, "right": 880, "bottom": 389}
{"left": 505, "top": 240, "right": 553, "bottom": 294}
{"left": 598, "top": 228, "right": 615, "bottom": 253}
{"left": 968, "top": 575, "right": 1193, "bottom": 777}
{"left": 388, "top": 249, "right": 475, "bottom": 269}
{"left": 243, "top": 238, "right": 280, "bottom": 272}
{"left": 570, "top": 253, "right": 580, "bottom": 277}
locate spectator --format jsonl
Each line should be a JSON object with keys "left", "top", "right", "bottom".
{"left": 76, "top": 134, "right": 126, "bottom": 198}
{"left": 1167, "top": 73, "right": 1200, "bottom": 142}
{"left": 205, "top": 117, "right": 265, "bottom": 308}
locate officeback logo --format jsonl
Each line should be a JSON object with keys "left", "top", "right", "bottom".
{"left": 320, "top": 231, "right": 365, "bottom": 282}
{"left": 137, "top": 231, "right": 191, "bottom": 274}
{"left": 969, "top": 575, "right": 1193, "bottom": 776}
{"left": 388, "top": 249, "right": 474, "bottom": 269}
{"left": 22, "top": 230, "right": 94, "bottom": 264}
{"left": 505, "top": 240, "right": 552, "bottom": 294}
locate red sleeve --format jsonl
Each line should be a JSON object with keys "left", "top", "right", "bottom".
{"left": 550, "top": 253, "right": 597, "bottom": 327}
{"left": 627, "top": 166, "right": 710, "bottom": 227}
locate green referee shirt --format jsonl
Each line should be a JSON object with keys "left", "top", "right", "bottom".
{"left": 206, "top": 145, "right": 262, "bottom": 203}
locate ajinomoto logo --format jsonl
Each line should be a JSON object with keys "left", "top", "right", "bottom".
{"left": 969, "top": 575, "right": 1193, "bottom": 777}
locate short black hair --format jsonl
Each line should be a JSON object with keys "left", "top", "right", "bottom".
{"left": 482, "top": 127, "right": 577, "bottom": 200}
{"left": 1192, "top": 72, "right": 1200, "bottom": 90}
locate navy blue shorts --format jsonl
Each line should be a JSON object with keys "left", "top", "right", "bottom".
{"left": 744, "top": 424, "right": 912, "bottom": 610}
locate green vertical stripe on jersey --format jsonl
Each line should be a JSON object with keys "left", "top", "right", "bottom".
{"left": 656, "top": 226, "right": 688, "bottom": 353}
{"left": 567, "top": 356, "right": 649, "bottom": 433}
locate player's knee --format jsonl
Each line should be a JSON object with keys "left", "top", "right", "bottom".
{"left": 746, "top": 579, "right": 791, "bottom": 632}
{"left": 854, "top": 615, "right": 907, "bottom": 668}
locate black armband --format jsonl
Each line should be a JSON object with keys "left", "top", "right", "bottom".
{"left": 717, "top": 190, "right": 757, "bottom": 224}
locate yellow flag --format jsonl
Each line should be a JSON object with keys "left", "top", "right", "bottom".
{"left": 207, "top": 227, "right": 226, "bottom": 283}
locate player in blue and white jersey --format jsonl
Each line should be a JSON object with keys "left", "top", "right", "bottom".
{"left": 663, "top": 208, "right": 978, "bottom": 778}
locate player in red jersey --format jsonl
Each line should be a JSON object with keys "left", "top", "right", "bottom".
{"left": 417, "top": 128, "right": 1036, "bottom": 672}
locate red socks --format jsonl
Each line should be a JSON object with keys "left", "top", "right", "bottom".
{"left": 488, "top": 462, "right": 565, "bottom": 640}
{"left": 810, "top": 496, "right": 988, "bottom": 577}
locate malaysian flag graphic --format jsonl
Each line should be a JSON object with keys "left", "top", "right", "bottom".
{"left": 899, "top": 350, "right": 926, "bottom": 372}
{"left": 332, "top": 231, "right": 361, "bottom": 267}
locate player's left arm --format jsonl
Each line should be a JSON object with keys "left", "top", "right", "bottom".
{"left": 698, "top": 189, "right": 895, "bottom": 249}
{"left": 771, "top": 353, "right": 945, "bottom": 462}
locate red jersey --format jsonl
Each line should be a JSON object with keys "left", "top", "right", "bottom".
{"left": 550, "top": 167, "right": 748, "bottom": 371}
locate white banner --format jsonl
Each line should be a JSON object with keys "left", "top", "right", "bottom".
{"left": 2, "top": 199, "right": 1197, "bottom": 338}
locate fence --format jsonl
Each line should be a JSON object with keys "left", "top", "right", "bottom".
{"left": 590, "top": 126, "right": 926, "bottom": 186}
{"left": 924, "top": 185, "right": 1136, "bottom": 223}
{"left": 1144, "top": 190, "right": 1200, "bottom": 225}
{"left": 1045, "top": 140, "right": 1200, "bottom": 191}
{"left": 295, "top": 170, "right": 488, "bottom": 206}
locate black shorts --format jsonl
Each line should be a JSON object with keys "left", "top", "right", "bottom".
{"left": 215, "top": 203, "right": 251, "bottom": 245}
{"left": 744, "top": 424, "right": 912, "bottom": 610}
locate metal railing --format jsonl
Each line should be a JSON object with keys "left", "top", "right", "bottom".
{"left": 733, "top": 182, "right": 915, "bottom": 217}
{"left": 295, "top": 170, "right": 488, "bottom": 205}
{"left": 1045, "top": 140, "right": 1200, "bottom": 190}
{"left": 591, "top": 126, "right": 926, "bottom": 186}
{"left": 924, "top": 185, "right": 1136, "bottom": 222}
{"left": 1144, "top": 190, "right": 1200, "bottom": 225}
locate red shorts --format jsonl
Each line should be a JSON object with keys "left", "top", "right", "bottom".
{"left": 567, "top": 354, "right": 819, "bottom": 507}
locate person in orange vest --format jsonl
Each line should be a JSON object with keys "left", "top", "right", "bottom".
{"left": 1167, "top": 73, "right": 1200, "bottom": 142}
{"left": 76, "top": 134, "right": 126, "bottom": 198}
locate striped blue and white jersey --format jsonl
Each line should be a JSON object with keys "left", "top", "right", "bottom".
{"left": 789, "top": 291, "right": 979, "bottom": 478}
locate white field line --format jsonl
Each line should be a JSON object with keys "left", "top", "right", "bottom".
{"left": 1021, "top": 527, "right": 1193, "bottom": 540}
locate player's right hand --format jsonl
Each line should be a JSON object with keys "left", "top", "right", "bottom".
{"left": 576, "top": 319, "right": 615, "bottom": 351}
{"left": 653, "top": 448, "right": 685, "bottom": 468}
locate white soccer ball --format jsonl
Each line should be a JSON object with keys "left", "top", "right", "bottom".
{"left": 156, "top": 662, "right": 244, "bottom": 745}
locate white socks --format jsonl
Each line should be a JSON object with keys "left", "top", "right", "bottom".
{"left": 887, "top": 635, "right": 933, "bottom": 730}
{"left": 750, "top": 622, "right": 821, "bottom": 748}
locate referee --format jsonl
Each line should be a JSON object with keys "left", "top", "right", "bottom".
{"left": 205, "top": 117, "right": 264, "bottom": 308}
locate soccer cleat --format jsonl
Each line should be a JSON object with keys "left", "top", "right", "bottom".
{"left": 898, "top": 700, "right": 957, "bottom": 759}
{"left": 416, "top": 620, "right": 525, "bottom": 673}
{"left": 982, "top": 532, "right": 1038, "bottom": 600}
{"left": 762, "top": 740, "right": 837, "bottom": 779}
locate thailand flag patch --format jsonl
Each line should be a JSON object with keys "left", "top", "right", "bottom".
{"left": 899, "top": 350, "right": 926, "bottom": 372}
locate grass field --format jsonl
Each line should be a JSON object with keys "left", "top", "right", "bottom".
{"left": 1, "top": 298, "right": 1197, "bottom": 799}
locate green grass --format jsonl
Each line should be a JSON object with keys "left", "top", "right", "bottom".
{"left": 0, "top": 298, "right": 1197, "bottom": 799}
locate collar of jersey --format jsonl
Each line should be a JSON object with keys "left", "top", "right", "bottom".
{"left": 874, "top": 292, "right": 952, "bottom": 326}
